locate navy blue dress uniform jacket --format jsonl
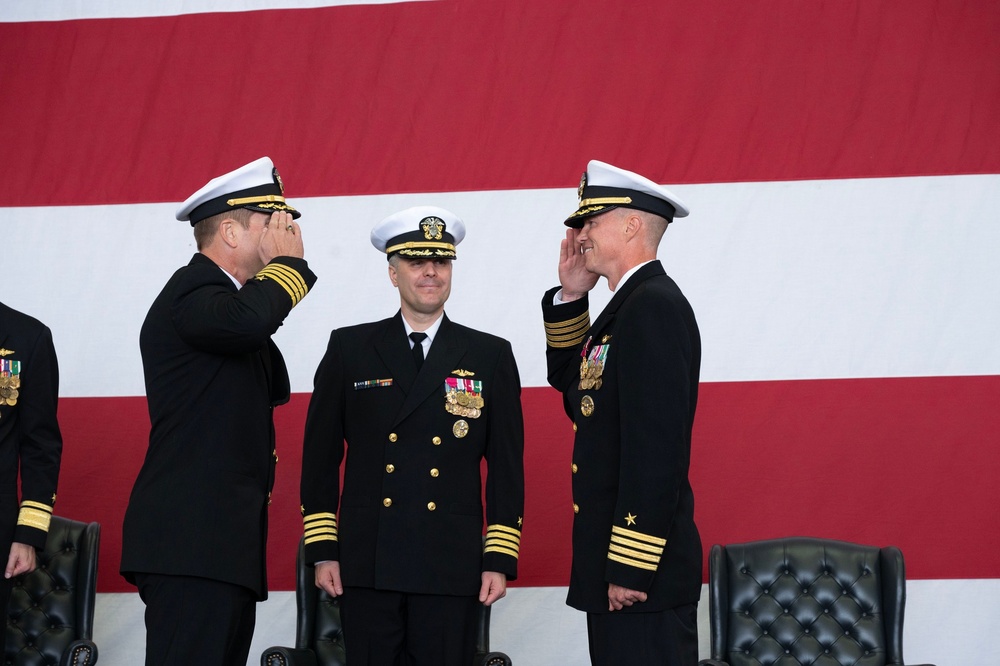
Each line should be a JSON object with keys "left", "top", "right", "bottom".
{"left": 121, "top": 253, "right": 316, "bottom": 600}
{"left": 0, "top": 302, "right": 62, "bottom": 553}
{"left": 542, "top": 260, "right": 702, "bottom": 613}
{"left": 300, "top": 312, "right": 524, "bottom": 596}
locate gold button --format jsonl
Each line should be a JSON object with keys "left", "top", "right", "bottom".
{"left": 383, "top": 498, "right": 392, "bottom": 507}
{"left": 386, "top": 464, "right": 395, "bottom": 473}
{"left": 388, "top": 433, "right": 398, "bottom": 442}
{"left": 432, "top": 436, "right": 442, "bottom": 445}
{"left": 573, "top": 503, "right": 579, "bottom": 514}
{"left": 427, "top": 502, "right": 437, "bottom": 511}
{"left": 573, "top": 423, "right": 578, "bottom": 432}
{"left": 430, "top": 468, "right": 439, "bottom": 477}
{"left": 572, "top": 463, "right": 578, "bottom": 473}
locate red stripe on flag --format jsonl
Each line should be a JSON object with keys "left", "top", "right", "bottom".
{"left": 56, "top": 375, "right": 999, "bottom": 593}
{"left": 2, "top": 1, "right": 998, "bottom": 207}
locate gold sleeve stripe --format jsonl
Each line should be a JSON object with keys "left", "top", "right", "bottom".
{"left": 265, "top": 264, "right": 308, "bottom": 299}
{"left": 486, "top": 524, "right": 522, "bottom": 539}
{"left": 485, "top": 536, "right": 520, "bottom": 554}
{"left": 255, "top": 264, "right": 309, "bottom": 306}
{"left": 611, "top": 525, "right": 667, "bottom": 547}
{"left": 303, "top": 512, "right": 337, "bottom": 525}
{"left": 545, "top": 326, "right": 590, "bottom": 342}
{"left": 259, "top": 267, "right": 304, "bottom": 305}
{"left": 610, "top": 534, "right": 664, "bottom": 555}
{"left": 20, "top": 500, "right": 54, "bottom": 513}
{"left": 17, "top": 507, "right": 52, "bottom": 532}
{"left": 547, "top": 337, "right": 588, "bottom": 349}
{"left": 607, "top": 552, "right": 659, "bottom": 571}
{"left": 484, "top": 544, "right": 520, "bottom": 559}
{"left": 608, "top": 543, "right": 662, "bottom": 564}
{"left": 304, "top": 533, "right": 339, "bottom": 545}
{"left": 544, "top": 310, "right": 590, "bottom": 329}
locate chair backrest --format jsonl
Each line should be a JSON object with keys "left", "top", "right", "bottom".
{"left": 707, "top": 537, "right": 906, "bottom": 666}
{"left": 294, "top": 539, "right": 347, "bottom": 666}
{"left": 5, "top": 516, "right": 101, "bottom": 664}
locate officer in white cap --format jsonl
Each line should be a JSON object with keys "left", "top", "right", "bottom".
{"left": 301, "top": 206, "right": 524, "bottom": 665}
{"left": 121, "top": 156, "right": 317, "bottom": 666}
{"left": 542, "top": 160, "right": 702, "bottom": 665}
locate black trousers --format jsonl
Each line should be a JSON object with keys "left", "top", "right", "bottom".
{"left": 135, "top": 572, "right": 257, "bottom": 666}
{"left": 586, "top": 603, "right": 699, "bottom": 666}
{"left": 340, "top": 586, "right": 479, "bottom": 666}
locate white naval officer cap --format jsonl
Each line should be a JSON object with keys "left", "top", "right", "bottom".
{"left": 175, "top": 156, "right": 300, "bottom": 226}
{"left": 370, "top": 206, "right": 467, "bottom": 260}
{"left": 565, "top": 159, "right": 689, "bottom": 227}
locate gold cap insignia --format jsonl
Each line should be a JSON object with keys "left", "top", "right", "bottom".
{"left": 273, "top": 168, "right": 285, "bottom": 194}
{"left": 578, "top": 171, "right": 587, "bottom": 202}
{"left": 421, "top": 216, "right": 445, "bottom": 240}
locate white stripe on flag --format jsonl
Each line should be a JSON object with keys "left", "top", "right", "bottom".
{"left": 0, "top": 0, "right": 435, "bottom": 23}
{"left": 2, "top": 174, "right": 997, "bottom": 397}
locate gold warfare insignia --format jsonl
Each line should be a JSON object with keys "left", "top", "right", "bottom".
{"left": 451, "top": 369, "right": 475, "bottom": 377}
{"left": 580, "top": 395, "right": 594, "bottom": 417}
{"left": 453, "top": 419, "right": 470, "bottom": 438}
{"left": 273, "top": 167, "right": 285, "bottom": 193}
{"left": 601, "top": 335, "right": 612, "bottom": 343}
{"left": 0, "top": 349, "right": 13, "bottom": 357}
{"left": 578, "top": 171, "right": 587, "bottom": 202}
{"left": 421, "top": 216, "right": 445, "bottom": 240}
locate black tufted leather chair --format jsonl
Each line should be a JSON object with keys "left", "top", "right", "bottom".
{"left": 699, "top": 537, "right": 934, "bottom": 666}
{"left": 5, "top": 516, "right": 100, "bottom": 665}
{"left": 261, "top": 539, "right": 512, "bottom": 666}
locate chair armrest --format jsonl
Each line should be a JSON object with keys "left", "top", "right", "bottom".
{"left": 260, "top": 646, "right": 319, "bottom": 666}
{"left": 59, "top": 639, "right": 98, "bottom": 666}
{"left": 474, "top": 650, "right": 513, "bottom": 666}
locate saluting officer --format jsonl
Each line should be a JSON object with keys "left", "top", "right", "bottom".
{"left": 120, "top": 157, "right": 316, "bottom": 666}
{"left": 0, "top": 302, "right": 62, "bottom": 656}
{"left": 542, "top": 161, "right": 702, "bottom": 665}
{"left": 301, "top": 206, "right": 524, "bottom": 666}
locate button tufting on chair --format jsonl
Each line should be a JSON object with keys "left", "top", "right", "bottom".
{"left": 5, "top": 516, "right": 101, "bottom": 666}
{"left": 699, "top": 537, "right": 937, "bottom": 666}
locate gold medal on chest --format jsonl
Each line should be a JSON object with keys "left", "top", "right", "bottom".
{"left": 453, "top": 419, "right": 470, "bottom": 438}
{"left": 580, "top": 395, "right": 595, "bottom": 417}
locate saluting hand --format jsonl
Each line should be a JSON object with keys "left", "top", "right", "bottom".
{"left": 259, "top": 210, "right": 305, "bottom": 265}
{"left": 558, "top": 228, "right": 598, "bottom": 302}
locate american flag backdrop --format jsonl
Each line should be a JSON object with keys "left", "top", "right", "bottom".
{"left": 1, "top": 1, "right": 998, "bottom": 663}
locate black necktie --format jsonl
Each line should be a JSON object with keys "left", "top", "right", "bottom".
{"left": 409, "top": 332, "right": 428, "bottom": 370}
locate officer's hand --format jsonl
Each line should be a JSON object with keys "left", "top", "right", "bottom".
{"left": 558, "top": 228, "right": 599, "bottom": 301}
{"left": 5, "top": 542, "right": 36, "bottom": 579}
{"left": 259, "top": 210, "right": 305, "bottom": 264}
{"left": 314, "top": 560, "right": 343, "bottom": 597}
{"left": 479, "top": 571, "right": 507, "bottom": 606}
{"left": 608, "top": 583, "right": 647, "bottom": 611}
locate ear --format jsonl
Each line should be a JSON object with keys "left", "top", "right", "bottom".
{"left": 387, "top": 263, "right": 399, "bottom": 287}
{"left": 623, "top": 212, "right": 643, "bottom": 240}
{"left": 219, "top": 218, "right": 240, "bottom": 249}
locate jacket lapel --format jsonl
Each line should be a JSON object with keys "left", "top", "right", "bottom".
{"left": 375, "top": 312, "right": 416, "bottom": 396}
{"left": 393, "top": 314, "right": 466, "bottom": 428}
{"left": 586, "top": 260, "right": 666, "bottom": 338}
